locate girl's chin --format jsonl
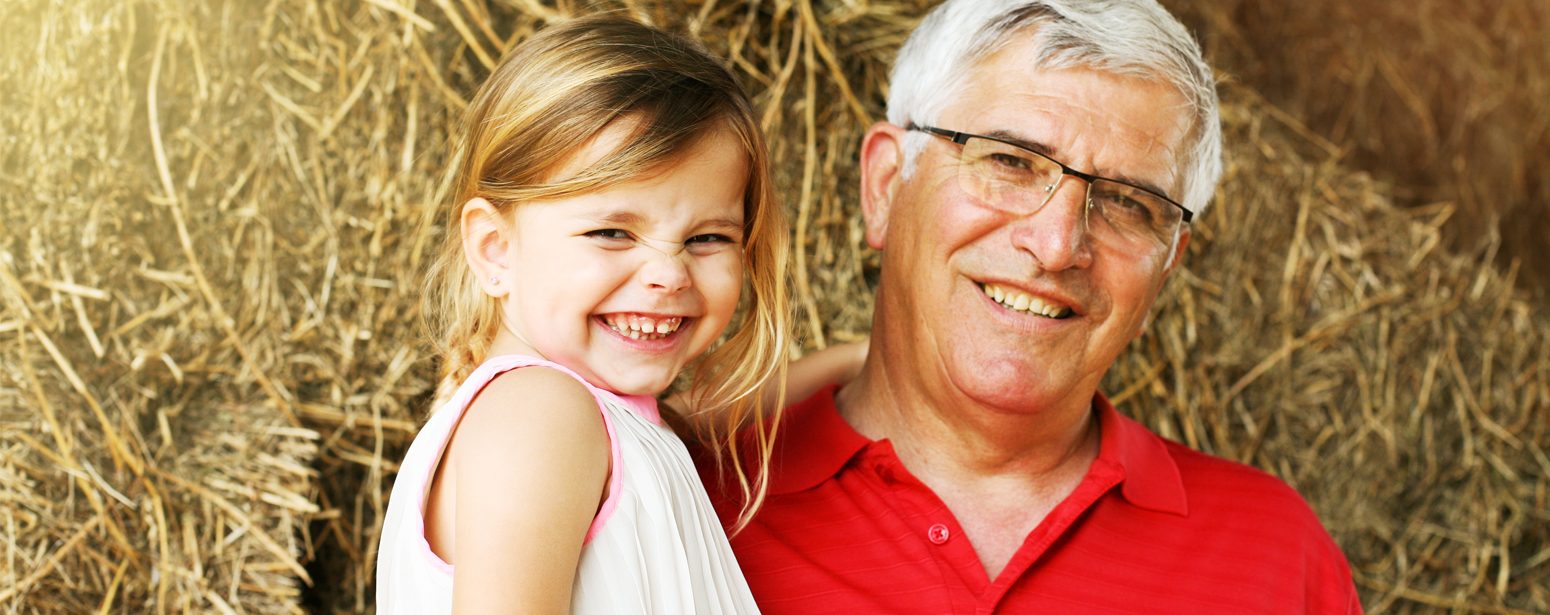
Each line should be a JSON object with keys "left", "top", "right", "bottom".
{"left": 576, "top": 358, "right": 683, "bottom": 397}
{"left": 594, "top": 375, "right": 673, "bottom": 397}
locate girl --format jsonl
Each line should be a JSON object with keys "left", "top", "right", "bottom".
{"left": 377, "top": 15, "right": 855, "bottom": 614}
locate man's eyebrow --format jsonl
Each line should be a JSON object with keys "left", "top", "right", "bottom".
{"left": 982, "top": 129, "right": 1176, "bottom": 201}
{"left": 983, "top": 129, "right": 1057, "bottom": 158}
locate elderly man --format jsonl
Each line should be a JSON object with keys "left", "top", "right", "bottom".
{"left": 699, "top": 0, "right": 1361, "bottom": 612}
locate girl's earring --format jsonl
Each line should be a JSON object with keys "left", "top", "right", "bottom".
{"left": 490, "top": 276, "right": 500, "bottom": 285}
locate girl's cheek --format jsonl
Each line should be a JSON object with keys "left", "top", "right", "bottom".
{"left": 580, "top": 250, "right": 640, "bottom": 283}
{"left": 698, "top": 253, "right": 744, "bottom": 302}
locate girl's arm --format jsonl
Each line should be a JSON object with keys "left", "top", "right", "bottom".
{"left": 662, "top": 339, "right": 868, "bottom": 438}
{"left": 441, "top": 367, "right": 610, "bottom": 613}
{"left": 667, "top": 339, "right": 870, "bottom": 423}
{"left": 778, "top": 338, "right": 869, "bottom": 406}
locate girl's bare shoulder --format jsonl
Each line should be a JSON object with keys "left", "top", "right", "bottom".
{"left": 453, "top": 366, "right": 609, "bottom": 464}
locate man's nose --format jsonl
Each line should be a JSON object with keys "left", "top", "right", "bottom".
{"left": 639, "top": 245, "right": 692, "bottom": 293}
{"left": 1009, "top": 175, "right": 1094, "bottom": 271}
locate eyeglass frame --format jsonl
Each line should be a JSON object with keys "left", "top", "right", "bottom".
{"left": 907, "top": 124, "right": 1194, "bottom": 224}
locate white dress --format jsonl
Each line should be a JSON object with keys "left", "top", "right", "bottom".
{"left": 375, "top": 355, "right": 760, "bottom": 614}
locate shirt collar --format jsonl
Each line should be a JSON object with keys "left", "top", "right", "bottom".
{"left": 1094, "top": 393, "right": 1189, "bottom": 516}
{"left": 765, "top": 384, "right": 871, "bottom": 495}
{"left": 765, "top": 386, "right": 1189, "bottom": 516}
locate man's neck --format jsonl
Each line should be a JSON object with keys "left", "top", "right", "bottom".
{"left": 835, "top": 353, "right": 1099, "bottom": 479}
{"left": 834, "top": 350, "right": 1102, "bottom": 580}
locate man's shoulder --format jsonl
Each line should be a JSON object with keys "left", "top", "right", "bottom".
{"left": 1107, "top": 430, "right": 1360, "bottom": 612}
{"left": 1160, "top": 438, "right": 1318, "bottom": 511}
{"left": 1164, "top": 439, "right": 1294, "bottom": 488}
{"left": 1146, "top": 435, "right": 1347, "bottom": 560}
{"left": 1104, "top": 405, "right": 1321, "bottom": 523}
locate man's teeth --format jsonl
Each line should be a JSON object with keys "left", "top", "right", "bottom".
{"left": 981, "top": 283, "right": 1072, "bottom": 319}
{"left": 601, "top": 314, "right": 684, "bottom": 340}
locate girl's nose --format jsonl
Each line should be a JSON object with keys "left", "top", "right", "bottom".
{"left": 639, "top": 249, "right": 692, "bottom": 293}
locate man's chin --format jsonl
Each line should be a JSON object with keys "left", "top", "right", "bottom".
{"left": 945, "top": 363, "right": 1087, "bottom": 416}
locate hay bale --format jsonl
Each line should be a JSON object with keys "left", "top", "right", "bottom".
{"left": 1160, "top": 0, "right": 1550, "bottom": 297}
{"left": 2, "top": 0, "right": 1545, "bottom": 613}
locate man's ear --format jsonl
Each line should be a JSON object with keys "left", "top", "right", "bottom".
{"left": 1164, "top": 223, "right": 1192, "bottom": 277}
{"left": 462, "top": 197, "right": 511, "bottom": 297}
{"left": 859, "top": 122, "right": 907, "bottom": 251}
{"left": 1134, "top": 223, "right": 1193, "bottom": 338}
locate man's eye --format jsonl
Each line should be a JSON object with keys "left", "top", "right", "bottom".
{"left": 1093, "top": 192, "right": 1156, "bottom": 222}
{"left": 585, "top": 229, "right": 631, "bottom": 240}
{"left": 987, "top": 153, "right": 1033, "bottom": 171}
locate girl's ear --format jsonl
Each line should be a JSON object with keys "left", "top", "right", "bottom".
{"left": 462, "top": 197, "right": 511, "bottom": 297}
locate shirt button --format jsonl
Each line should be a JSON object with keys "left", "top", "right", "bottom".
{"left": 927, "top": 523, "right": 950, "bottom": 545}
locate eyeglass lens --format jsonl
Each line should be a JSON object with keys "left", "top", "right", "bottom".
{"left": 954, "top": 136, "right": 1183, "bottom": 248}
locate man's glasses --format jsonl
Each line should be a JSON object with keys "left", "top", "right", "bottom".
{"left": 910, "top": 125, "right": 1192, "bottom": 249}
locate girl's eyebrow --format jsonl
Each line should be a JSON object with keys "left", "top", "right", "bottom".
{"left": 699, "top": 217, "right": 746, "bottom": 235}
{"left": 584, "top": 210, "right": 745, "bottom": 234}
{"left": 585, "top": 210, "right": 647, "bottom": 226}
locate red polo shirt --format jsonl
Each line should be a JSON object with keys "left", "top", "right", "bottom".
{"left": 698, "top": 386, "right": 1362, "bottom": 614}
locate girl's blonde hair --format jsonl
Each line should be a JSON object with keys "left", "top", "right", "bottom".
{"left": 424, "top": 15, "right": 789, "bottom": 530}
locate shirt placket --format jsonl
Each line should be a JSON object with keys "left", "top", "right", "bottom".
{"left": 977, "top": 459, "right": 1126, "bottom": 613}
{"left": 862, "top": 443, "right": 997, "bottom": 613}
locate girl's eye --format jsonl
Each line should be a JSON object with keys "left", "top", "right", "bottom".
{"left": 685, "top": 234, "right": 738, "bottom": 256}
{"left": 585, "top": 229, "right": 631, "bottom": 240}
{"left": 686, "top": 234, "right": 734, "bottom": 245}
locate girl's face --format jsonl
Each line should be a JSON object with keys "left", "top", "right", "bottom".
{"left": 481, "top": 127, "right": 749, "bottom": 396}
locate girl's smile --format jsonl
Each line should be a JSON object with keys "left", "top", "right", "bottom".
{"left": 597, "top": 313, "right": 685, "bottom": 341}
{"left": 465, "top": 124, "right": 750, "bottom": 396}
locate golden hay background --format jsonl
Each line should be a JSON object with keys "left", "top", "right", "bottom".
{"left": 1165, "top": 0, "right": 1550, "bottom": 300}
{"left": 0, "top": 0, "right": 1545, "bottom": 613}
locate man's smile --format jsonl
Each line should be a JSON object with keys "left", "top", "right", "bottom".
{"left": 977, "top": 282, "right": 1075, "bottom": 319}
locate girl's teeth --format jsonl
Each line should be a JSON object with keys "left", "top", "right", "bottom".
{"left": 602, "top": 314, "right": 684, "bottom": 339}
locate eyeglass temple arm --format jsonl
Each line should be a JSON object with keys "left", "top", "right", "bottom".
{"left": 907, "top": 124, "right": 972, "bottom": 145}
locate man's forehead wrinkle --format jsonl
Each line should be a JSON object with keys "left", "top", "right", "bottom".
{"left": 1111, "top": 110, "right": 1187, "bottom": 198}
{"left": 1091, "top": 114, "right": 1183, "bottom": 198}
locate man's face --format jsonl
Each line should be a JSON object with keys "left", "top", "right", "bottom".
{"left": 863, "top": 38, "right": 1193, "bottom": 413}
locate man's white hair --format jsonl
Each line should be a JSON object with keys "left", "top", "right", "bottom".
{"left": 887, "top": 0, "right": 1223, "bottom": 216}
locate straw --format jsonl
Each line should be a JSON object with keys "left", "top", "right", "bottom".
{"left": 2, "top": 0, "right": 1544, "bottom": 612}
